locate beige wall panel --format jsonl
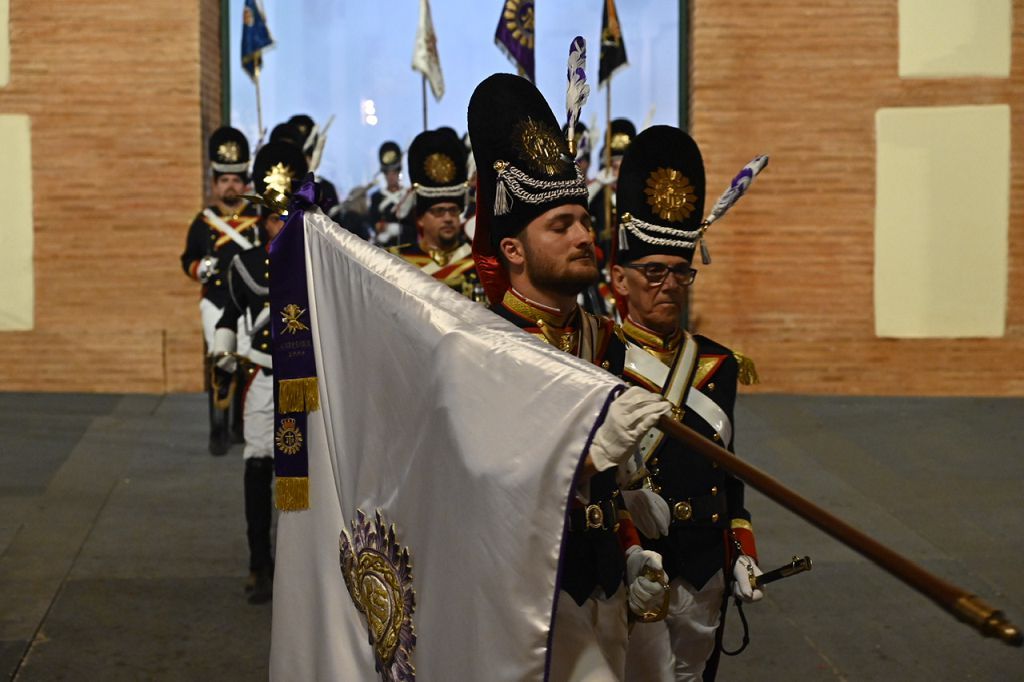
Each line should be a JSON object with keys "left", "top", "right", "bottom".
{"left": 692, "top": 0, "right": 1024, "bottom": 395}
{"left": 0, "top": 0, "right": 219, "bottom": 393}
{"left": 875, "top": 105, "right": 1010, "bottom": 338}
{"left": 0, "top": 113, "right": 33, "bottom": 330}
{"left": 899, "top": 0, "right": 1012, "bottom": 78}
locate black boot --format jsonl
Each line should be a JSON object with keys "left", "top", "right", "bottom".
{"left": 230, "top": 367, "right": 247, "bottom": 444}
{"left": 207, "top": 388, "right": 229, "bottom": 456}
{"left": 244, "top": 458, "right": 274, "bottom": 604}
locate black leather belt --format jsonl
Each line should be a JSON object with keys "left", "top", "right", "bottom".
{"left": 568, "top": 499, "right": 618, "bottom": 532}
{"left": 665, "top": 490, "right": 728, "bottom": 528}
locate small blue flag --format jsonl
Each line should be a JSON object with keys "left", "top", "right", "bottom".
{"left": 241, "top": 0, "right": 274, "bottom": 82}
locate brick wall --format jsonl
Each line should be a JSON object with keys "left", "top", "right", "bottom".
{"left": 0, "top": 0, "right": 217, "bottom": 392}
{"left": 690, "top": 0, "right": 1023, "bottom": 395}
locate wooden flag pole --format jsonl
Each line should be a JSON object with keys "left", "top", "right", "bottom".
{"left": 655, "top": 414, "right": 1023, "bottom": 647}
{"left": 254, "top": 68, "right": 266, "bottom": 145}
{"left": 602, "top": 83, "right": 613, "bottom": 243}
{"left": 422, "top": 76, "right": 428, "bottom": 131}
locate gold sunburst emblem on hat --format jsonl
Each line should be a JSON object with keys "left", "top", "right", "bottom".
{"left": 217, "top": 141, "right": 241, "bottom": 163}
{"left": 263, "top": 162, "right": 295, "bottom": 196}
{"left": 515, "top": 117, "right": 569, "bottom": 177}
{"left": 381, "top": 149, "right": 399, "bottom": 165}
{"left": 503, "top": 0, "right": 535, "bottom": 49}
{"left": 611, "top": 132, "right": 632, "bottom": 153}
{"left": 644, "top": 167, "right": 697, "bottom": 222}
{"left": 424, "top": 153, "right": 456, "bottom": 184}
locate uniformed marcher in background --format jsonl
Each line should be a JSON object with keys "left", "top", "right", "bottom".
{"left": 468, "top": 73, "right": 672, "bottom": 681}
{"left": 180, "top": 126, "right": 262, "bottom": 456}
{"left": 608, "top": 126, "right": 763, "bottom": 682}
{"left": 394, "top": 128, "right": 481, "bottom": 301}
{"left": 368, "top": 141, "right": 411, "bottom": 247}
{"left": 589, "top": 117, "right": 636, "bottom": 247}
{"left": 286, "top": 113, "right": 344, "bottom": 223}
{"left": 563, "top": 120, "right": 593, "bottom": 183}
{"left": 566, "top": 121, "right": 616, "bottom": 317}
{"left": 211, "top": 141, "right": 309, "bottom": 605}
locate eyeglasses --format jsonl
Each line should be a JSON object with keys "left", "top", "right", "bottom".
{"left": 427, "top": 205, "right": 462, "bottom": 218}
{"left": 622, "top": 262, "right": 698, "bottom": 286}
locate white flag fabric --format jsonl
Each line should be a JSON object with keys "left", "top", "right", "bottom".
{"left": 269, "top": 208, "right": 622, "bottom": 680}
{"left": 411, "top": 0, "right": 445, "bottom": 101}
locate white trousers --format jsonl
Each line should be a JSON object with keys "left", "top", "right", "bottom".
{"left": 243, "top": 370, "right": 273, "bottom": 460}
{"left": 550, "top": 588, "right": 628, "bottom": 682}
{"left": 624, "top": 570, "right": 724, "bottom": 682}
{"left": 199, "top": 299, "right": 251, "bottom": 358}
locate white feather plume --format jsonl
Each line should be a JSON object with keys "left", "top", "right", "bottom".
{"left": 703, "top": 155, "right": 769, "bottom": 227}
{"left": 565, "top": 36, "right": 590, "bottom": 145}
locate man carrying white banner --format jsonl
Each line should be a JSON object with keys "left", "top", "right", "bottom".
{"left": 268, "top": 75, "right": 672, "bottom": 681}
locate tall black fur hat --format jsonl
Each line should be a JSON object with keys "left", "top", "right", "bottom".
{"left": 379, "top": 141, "right": 403, "bottom": 173}
{"left": 407, "top": 129, "right": 469, "bottom": 215}
{"left": 287, "top": 114, "right": 318, "bottom": 154}
{"left": 208, "top": 126, "right": 250, "bottom": 179}
{"left": 269, "top": 123, "right": 304, "bottom": 149}
{"left": 598, "top": 118, "right": 637, "bottom": 167}
{"left": 467, "top": 73, "right": 588, "bottom": 250}
{"left": 251, "top": 141, "right": 309, "bottom": 206}
{"left": 615, "top": 125, "right": 705, "bottom": 263}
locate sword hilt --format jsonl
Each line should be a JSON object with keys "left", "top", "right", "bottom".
{"left": 750, "top": 555, "right": 813, "bottom": 590}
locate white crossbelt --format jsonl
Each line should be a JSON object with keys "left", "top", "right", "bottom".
{"left": 626, "top": 336, "right": 733, "bottom": 460}
{"left": 627, "top": 335, "right": 698, "bottom": 472}
{"left": 418, "top": 243, "right": 473, "bottom": 276}
{"left": 203, "top": 208, "right": 254, "bottom": 250}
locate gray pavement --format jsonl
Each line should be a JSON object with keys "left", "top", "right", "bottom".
{"left": 0, "top": 392, "right": 1022, "bottom": 680}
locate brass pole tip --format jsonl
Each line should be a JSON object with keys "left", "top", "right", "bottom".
{"left": 994, "top": 622, "right": 1022, "bottom": 647}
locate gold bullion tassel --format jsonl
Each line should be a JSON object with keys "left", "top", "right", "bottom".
{"left": 734, "top": 352, "right": 760, "bottom": 386}
{"left": 278, "top": 377, "right": 320, "bottom": 413}
{"left": 276, "top": 476, "right": 309, "bottom": 511}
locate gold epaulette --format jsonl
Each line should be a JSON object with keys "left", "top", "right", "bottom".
{"left": 734, "top": 351, "right": 760, "bottom": 386}
{"left": 613, "top": 322, "right": 627, "bottom": 345}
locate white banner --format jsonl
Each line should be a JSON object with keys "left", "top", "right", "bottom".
{"left": 411, "top": 0, "right": 444, "bottom": 100}
{"left": 270, "top": 208, "right": 621, "bottom": 681}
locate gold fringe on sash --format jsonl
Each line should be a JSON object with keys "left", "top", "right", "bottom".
{"left": 276, "top": 476, "right": 309, "bottom": 511}
{"left": 278, "top": 377, "right": 320, "bottom": 413}
{"left": 734, "top": 352, "right": 760, "bottom": 386}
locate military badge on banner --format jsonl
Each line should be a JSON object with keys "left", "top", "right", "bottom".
{"left": 340, "top": 509, "right": 417, "bottom": 681}
{"left": 274, "top": 417, "right": 303, "bottom": 455}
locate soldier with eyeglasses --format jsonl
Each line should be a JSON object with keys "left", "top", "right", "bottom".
{"left": 608, "top": 126, "right": 764, "bottom": 682}
{"left": 393, "top": 128, "right": 482, "bottom": 301}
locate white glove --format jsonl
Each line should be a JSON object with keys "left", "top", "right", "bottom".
{"left": 732, "top": 555, "right": 765, "bottom": 603}
{"left": 212, "top": 328, "right": 237, "bottom": 373}
{"left": 196, "top": 256, "right": 217, "bottom": 284}
{"left": 215, "top": 353, "right": 237, "bottom": 374}
{"left": 621, "top": 488, "right": 671, "bottom": 539}
{"left": 589, "top": 387, "right": 672, "bottom": 471}
{"left": 625, "top": 546, "right": 668, "bottom": 616}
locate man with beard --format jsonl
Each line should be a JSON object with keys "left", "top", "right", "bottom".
{"left": 468, "top": 73, "right": 672, "bottom": 681}
{"left": 181, "top": 126, "right": 262, "bottom": 455}
{"left": 607, "top": 126, "right": 763, "bottom": 682}
{"left": 211, "top": 141, "right": 308, "bottom": 605}
{"left": 394, "top": 128, "right": 481, "bottom": 300}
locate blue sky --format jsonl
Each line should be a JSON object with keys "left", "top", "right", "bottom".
{"left": 230, "top": 0, "right": 679, "bottom": 190}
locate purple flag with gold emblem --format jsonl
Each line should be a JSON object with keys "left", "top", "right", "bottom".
{"left": 494, "top": 0, "right": 535, "bottom": 82}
